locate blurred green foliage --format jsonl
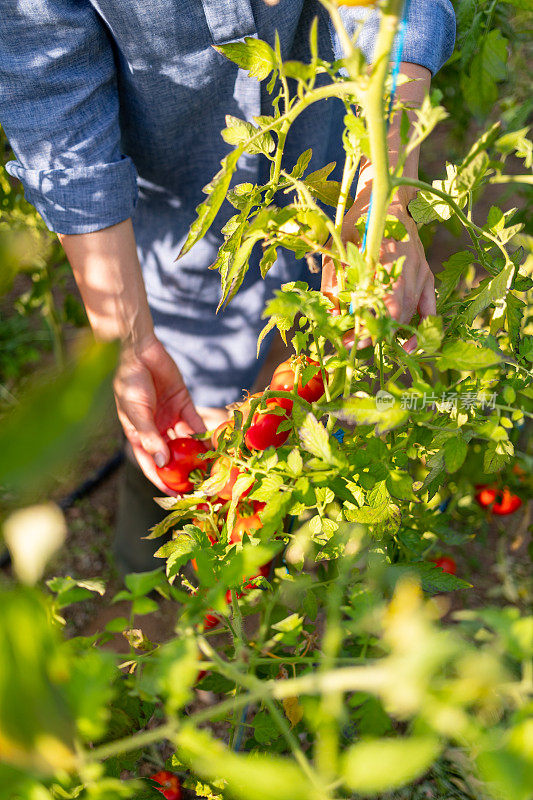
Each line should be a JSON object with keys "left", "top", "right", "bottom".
{"left": 0, "top": 126, "right": 87, "bottom": 397}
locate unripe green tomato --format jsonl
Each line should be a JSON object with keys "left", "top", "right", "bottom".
{"left": 296, "top": 209, "right": 329, "bottom": 247}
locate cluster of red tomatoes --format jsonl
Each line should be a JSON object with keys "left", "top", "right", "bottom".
{"left": 216, "top": 355, "right": 328, "bottom": 451}
{"left": 475, "top": 485, "right": 523, "bottom": 516}
{"left": 155, "top": 355, "right": 327, "bottom": 492}
{"left": 154, "top": 356, "right": 328, "bottom": 629}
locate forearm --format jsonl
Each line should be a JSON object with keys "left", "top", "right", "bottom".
{"left": 58, "top": 218, "right": 154, "bottom": 348}
{"left": 358, "top": 62, "right": 431, "bottom": 204}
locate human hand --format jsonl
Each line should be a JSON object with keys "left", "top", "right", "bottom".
{"left": 114, "top": 334, "right": 206, "bottom": 493}
{"left": 321, "top": 184, "right": 435, "bottom": 351}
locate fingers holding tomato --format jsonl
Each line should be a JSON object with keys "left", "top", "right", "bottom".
{"left": 155, "top": 437, "right": 210, "bottom": 492}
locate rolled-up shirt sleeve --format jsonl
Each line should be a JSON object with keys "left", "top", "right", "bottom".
{"left": 0, "top": 0, "right": 138, "bottom": 234}
{"left": 337, "top": 0, "right": 456, "bottom": 76}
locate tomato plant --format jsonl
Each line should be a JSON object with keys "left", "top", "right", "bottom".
{"left": 1, "top": 3, "right": 532, "bottom": 800}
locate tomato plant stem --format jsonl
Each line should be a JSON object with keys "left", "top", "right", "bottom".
{"left": 393, "top": 176, "right": 514, "bottom": 267}
{"left": 363, "top": 0, "right": 403, "bottom": 267}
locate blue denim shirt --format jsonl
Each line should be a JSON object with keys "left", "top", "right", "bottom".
{"left": 0, "top": 0, "right": 455, "bottom": 405}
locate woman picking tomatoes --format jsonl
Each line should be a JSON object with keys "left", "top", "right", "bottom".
{"left": 0, "top": 0, "right": 455, "bottom": 571}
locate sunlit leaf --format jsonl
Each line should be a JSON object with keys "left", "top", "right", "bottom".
{"left": 342, "top": 736, "right": 441, "bottom": 794}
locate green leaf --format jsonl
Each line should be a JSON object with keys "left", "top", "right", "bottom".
{"left": 253, "top": 710, "right": 280, "bottom": 745}
{"left": 386, "top": 470, "right": 414, "bottom": 501}
{"left": 219, "top": 233, "right": 262, "bottom": 310}
{"left": 495, "top": 126, "right": 532, "bottom": 169}
{"left": 476, "top": 724, "right": 533, "bottom": 800}
{"left": 298, "top": 412, "right": 334, "bottom": 463}
{"left": 398, "top": 562, "right": 472, "bottom": 594}
{"left": 176, "top": 725, "right": 322, "bottom": 800}
{"left": 249, "top": 473, "right": 284, "bottom": 503}
{"left": 437, "top": 340, "right": 501, "bottom": 371}
{"left": 342, "top": 736, "right": 441, "bottom": 794}
{"left": 179, "top": 148, "right": 241, "bottom": 259}
{"left": 286, "top": 448, "right": 303, "bottom": 477}
{"left": 0, "top": 588, "right": 77, "bottom": 775}
{"left": 303, "top": 162, "right": 349, "bottom": 208}
{"left": 444, "top": 437, "right": 468, "bottom": 473}
{"left": 132, "top": 596, "right": 159, "bottom": 616}
{"left": 215, "top": 38, "right": 276, "bottom": 81}
{"left": 345, "top": 115, "right": 370, "bottom": 158}
{"left": 46, "top": 576, "right": 106, "bottom": 609}
{"left": 303, "top": 589, "right": 318, "bottom": 621}
{"left": 459, "top": 262, "right": 514, "bottom": 325}
{"left": 327, "top": 393, "right": 408, "bottom": 435}
{"left": 484, "top": 439, "right": 514, "bottom": 473}
{"left": 417, "top": 316, "right": 443, "bottom": 354}
{"left": 283, "top": 60, "right": 314, "bottom": 83}
{"left": 436, "top": 251, "right": 473, "bottom": 308}
{"left": 506, "top": 292, "right": 525, "bottom": 354}
{"left": 222, "top": 115, "right": 274, "bottom": 156}
{"left": 459, "top": 122, "right": 501, "bottom": 175}
{"left": 409, "top": 191, "right": 449, "bottom": 224}
{"left": 0, "top": 341, "right": 118, "bottom": 491}
{"left": 124, "top": 568, "right": 165, "bottom": 597}
{"left": 138, "top": 637, "right": 199, "bottom": 715}
{"left": 290, "top": 149, "right": 313, "bottom": 179}
{"left": 455, "top": 151, "right": 490, "bottom": 194}
{"left": 462, "top": 30, "right": 508, "bottom": 117}
{"left": 64, "top": 648, "right": 116, "bottom": 742}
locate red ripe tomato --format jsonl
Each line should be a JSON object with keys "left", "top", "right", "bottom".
{"left": 210, "top": 457, "right": 252, "bottom": 502}
{"left": 155, "top": 438, "right": 209, "bottom": 492}
{"left": 475, "top": 485, "right": 497, "bottom": 509}
{"left": 149, "top": 771, "right": 181, "bottom": 800}
{"left": 230, "top": 502, "right": 265, "bottom": 544}
{"left": 492, "top": 488, "right": 522, "bottom": 516}
{"left": 270, "top": 357, "right": 327, "bottom": 411}
{"left": 226, "top": 564, "right": 271, "bottom": 600}
{"left": 203, "top": 611, "right": 223, "bottom": 630}
{"left": 245, "top": 410, "right": 290, "bottom": 450}
{"left": 432, "top": 556, "right": 457, "bottom": 575}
